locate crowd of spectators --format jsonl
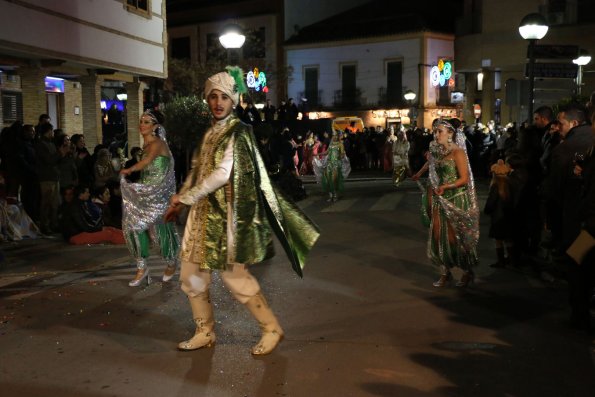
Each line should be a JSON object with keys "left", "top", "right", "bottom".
{"left": 479, "top": 100, "right": 595, "bottom": 333}
{"left": 0, "top": 114, "right": 125, "bottom": 245}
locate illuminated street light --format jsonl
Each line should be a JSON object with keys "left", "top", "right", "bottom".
{"left": 404, "top": 90, "right": 417, "bottom": 126}
{"left": 573, "top": 49, "right": 591, "bottom": 96}
{"left": 219, "top": 23, "right": 245, "bottom": 65}
{"left": 403, "top": 90, "right": 416, "bottom": 102}
{"left": 519, "top": 13, "right": 548, "bottom": 120}
{"left": 219, "top": 24, "right": 245, "bottom": 49}
{"left": 518, "top": 13, "right": 549, "bottom": 40}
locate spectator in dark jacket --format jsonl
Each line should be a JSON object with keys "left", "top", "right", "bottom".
{"left": 55, "top": 134, "right": 78, "bottom": 190}
{"left": 547, "top": 104, "right": 593, "bottom": 250}
{"left": 263, "top": 99, "right": 276, "bottom": 123}
{"left": 35, "top": 123, "right": 67, "bottom": 234}
{"left": 71, "top": 134, "right": 94, "bottom": 187}
{"left": 286, "top": 98, "right": 299, "bottom": 120}
{"left": 16, "top": 124, "right": 39, "bottom": 221}
{"left": 566, "top": 119, "right": 595, "bottom": 333}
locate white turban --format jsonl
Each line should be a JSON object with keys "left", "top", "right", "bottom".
{"left": 204, "top": 71, "right": 239, "bottom": 105}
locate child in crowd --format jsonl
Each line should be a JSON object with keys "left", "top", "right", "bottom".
{"left": 59, "top": 185, "right": 124, "bottom": 245}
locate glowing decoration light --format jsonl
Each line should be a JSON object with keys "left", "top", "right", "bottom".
{"left": 246, "top": 67, "right": 268, "bottom": 92}
{"left": 430, "top": 59, "right": 453, "bottom": 87}
{"left": 430, "top": 66, "right": 441, "bottom": 87}
{"left": 443, "top": 62, "right": 452, "bottom": 79}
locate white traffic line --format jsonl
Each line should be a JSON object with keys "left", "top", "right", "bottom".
{"left": 370, "top": 192, "right": 404, "bottom": 211}
{"left": 320, "top": 198, "right": 358, "bottom": 213}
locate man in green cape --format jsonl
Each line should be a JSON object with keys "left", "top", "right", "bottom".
{"left": 166, "top": 67, "right": 319, "bottom": 355}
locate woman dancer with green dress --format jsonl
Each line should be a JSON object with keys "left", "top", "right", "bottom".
{"left": 412, "top": 119, "right": 479, "bottom": 287}
{"left": 119, "top": 110, "right": 180, "bottom": 287}
{"left": 314, "top": 131, "right": 351, "bottom": 202}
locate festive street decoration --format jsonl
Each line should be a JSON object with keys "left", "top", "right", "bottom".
{"left": 430, "top": 59, "right": 453, "bottom": 87}
{"left": 246, "top": 67, "right": 268, "bottom": 92}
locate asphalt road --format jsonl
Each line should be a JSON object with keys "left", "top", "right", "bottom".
{"left": 1, "top": 177, "right": 594, "bottom": 397}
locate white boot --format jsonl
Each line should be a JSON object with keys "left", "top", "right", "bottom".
{"left": 178, "top": 292, "right": 216, "bottom": 350}
{"left": 244, "top": 292, "right": 284, "bottom": 355}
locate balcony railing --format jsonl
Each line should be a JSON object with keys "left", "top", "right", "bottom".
{"left": 333, "top": 88, "right": 363, "bottom": 109}
{"left": 377, "top": 86, "right": 405, "bottom": 108}
{"left": 297, "top": 90, "right": 323, "bottom": 108}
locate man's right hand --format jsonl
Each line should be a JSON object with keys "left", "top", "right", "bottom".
{"left": 164, "top": 204, "right": 182, "bottom": 223}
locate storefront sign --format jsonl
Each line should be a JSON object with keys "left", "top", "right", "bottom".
{"left": 45, "top": 77, "right": 64, "bottom": 93}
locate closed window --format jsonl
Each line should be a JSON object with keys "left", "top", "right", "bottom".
{"left": 126, "top": 0, "right": 150, "bottom": 16}
{"left": 304, "top": 67, "right": 318, "bottom": 107}
{"left": 341, "top": 64, "right": 356, "bottom": 104}
{"left": 386, "top": 61, "right": 402, "bottom": 105}
{"left": 243, "top": 27, "right": 266, "bottom": 59}
{"left": 206, "top": 33, "right": 226, "bottom": 63}
{"left": 2, "top": 91, "right": 23, "bottom": 123}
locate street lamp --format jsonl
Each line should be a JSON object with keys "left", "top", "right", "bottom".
{"left": 573, "top": 49, "right": 591, "bottom": 96}
{"left": 519, "top": 13, "right": 548, "bottom": 120}
{"left": 404, "top": 90, "right": 417, "bottom": 126}
{"left": 219, "top": 23, "right": 245, "bottom": 65}
{"left": 404, "top": 90, "right": 416, "bottom": 102}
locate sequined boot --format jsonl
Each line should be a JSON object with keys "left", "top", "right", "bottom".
{"left": 244, "top": 292, "right": 284, "bottom": 355}
{"left": 162, "top": 258, "right": 178, "bottom": 282}
{"left": 129, "top": 259, "right": 151, "bottom": 287}
{"left": 178, "top": 292, "right": 216, "bottom": 350}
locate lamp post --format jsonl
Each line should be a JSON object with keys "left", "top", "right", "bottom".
{"left": 219, "top": 23, "right": 245, "bottom": 65}
{"left": 519, "top": 13, "right": 548, "bottom": 121}
{"left": 573, "top": 49, "right": 591, "bottom": 96}
{"left": 404, "top": 89, "right": 417, "bottom": 126}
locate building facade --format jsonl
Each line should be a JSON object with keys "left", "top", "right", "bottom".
{"left": 286, "top": 32, "right": 457, "bottom": 129}
{"left": 0, "top": 0, "right": 168, "bottom": 149}
{"left": 168, "top": 13, "right": 281, "bottom": 105}
{"left": 166, "top": 0, "right": 371, "bottom": 105}
{"left": 456, "top": 0, "right": 595, "bottom": 126}
{"left": 284, "top": 0, "right": 463, "bottom": 129}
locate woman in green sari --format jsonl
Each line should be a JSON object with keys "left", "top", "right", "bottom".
{"left": 413, "top": 119, "right": 479, "bottom": 287}
{"left": 119, "top": 110, "right": 180, "bottom": 287}
{"left": 314, "top": 131, "right": 351, "bottom": 202}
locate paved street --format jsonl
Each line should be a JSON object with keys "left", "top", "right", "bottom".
{"left": 1, "top": 177, "right": 594, "bottom": 397}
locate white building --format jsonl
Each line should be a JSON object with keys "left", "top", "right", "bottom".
{"left": 284, "top": 0, "right": 460, "bottom": 129}
{"left": 0, "top": 0, "right": 168, "bottom": 148}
